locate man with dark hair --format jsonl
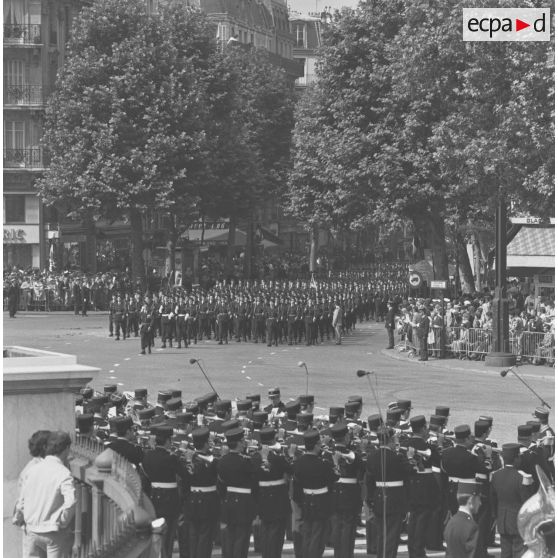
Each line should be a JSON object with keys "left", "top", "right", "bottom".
{"left": 417, "top": 307, "right": 430, "bottom": 361}
{"left": 16, "top": 431, "right": 75, "bottom": 558}
{"left": 385, "top": 300, "right": 396, "bottom": 349}
{"left": 107, "top": 416, "right": 143, "bottom": 466}
{"left": 443, "top": 483, "right": 482, "bottom": 558}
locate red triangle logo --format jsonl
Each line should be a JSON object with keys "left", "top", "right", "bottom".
{"left": 516, "top": 18, "right": 530, "bottom": 31}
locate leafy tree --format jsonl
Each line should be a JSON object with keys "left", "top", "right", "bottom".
{"left": 38, "top": 0, "right": 217, "bottom": 280}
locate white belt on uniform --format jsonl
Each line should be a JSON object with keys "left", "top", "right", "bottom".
{"left": 190, "top": 485, "right": 217, "bottom": 492}
{"left": 227, "top": 486, "right": 252, "bottom": 494}
{"left": 449, "top": 477, "right": 477, "bottom": 484}
{"left": 431, "top": 466, "right": 441, "bottom": 473}
{"left": 417, "top": 468, "right": 433, "bottom": 474}
{"left": 337, "top": 477, "right": 358, "bottom": 484}
{"left": 152, "top": 482, "right": 178, "bottom": 489}
{"left": 259, "top": 479, "right": 286, "bottom": 487}
{"left": 303, "top": 487, "right": 328, "bottom": 495}
{"left": 376, "top": 481, "right": 404, "bottom": 487}
{"left": 475, "top": 473, "right": 488, "bottom": 480}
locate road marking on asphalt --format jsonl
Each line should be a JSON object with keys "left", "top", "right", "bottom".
{"left": 246, "top": 376, "right": 251, "bottom": 380}
{"left": 242, "top": 365, "right": 246, "bottom": 369}
{"left": 109, "top": 376, "right": 117, "bottom": 379}
{"left": 270, "top": 352, "right": 276, "bottom": 355}
{"left": 124, "top": 358, "right": 130, "bottom": 361}
{"left": 257, "top": 357, "right": 263, "bottom": 360}
{"left": 65, "top": 342, "right": 71, "bottom": 345}
{"left": 114, "top": 364, "right": 120, "bottom": 367}
{"left": 109, "top": 370, "right": 115, "bottom": 373}
{"left": 248, "top": 361, "right": 252, "bottom": 364}
{"left": 241, "top": 371, "right": 245, "bottom": 374}
{"left": 258, "top": 383, "right": 264, "bottom": 387}
{"left": 117, "top": 382, "right": 124, "bottom": 386}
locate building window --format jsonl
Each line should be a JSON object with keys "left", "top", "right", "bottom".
{"left": 4, "top": 120, "right": 25, "bottom": 149}
{"left": 4, "top": 59, "right": 25, "bottom": 86}
{"left": 4, "top": 195, "right": 26, "bottom": 224}
{"left": 296, "top": 24, "right": 305, "bottom": 47}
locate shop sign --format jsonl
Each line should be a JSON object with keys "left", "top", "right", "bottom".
{"left": 3, "top": 225, "right": 40, "bottom": 244}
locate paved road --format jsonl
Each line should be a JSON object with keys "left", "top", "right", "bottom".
{"left": 4, "top": 311, "right": 554, "bottom": 445}
{"left": 5, "top": 311, "right": 553, "bottom": 557}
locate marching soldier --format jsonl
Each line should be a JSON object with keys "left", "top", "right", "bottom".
{"left": 256, "top": 426, "right": 292, "bottom": 558}
{"left": 292, "top": 429, "right": 338, "bottom": 558}
{"left": 265, "top": 300, "right": 279, "bottom": 347}
{"left": 441, "top": 424, "right": 488, "bottom": 516}
{"left": 127, "top": 292, "right": 140, "bottom": 337}
{"left": 328, "top": 422, "right": 365, "bottom": 558}
{"left": 113, "top": 294, "right": 127, "bottom": 341}
{"left": 139, "top": 298, "right": 155, "bottom": 355}
{"left": 217, "top": 427, "right": 258, "bottom": 558}
{"left": 183, "top": 427, "right": 220, "bottom": 558}
{"left": 366, "top": 426, "right": 414, "bottom": 558}
{"left": 175, "top": 295, "right": 189, "bottom": 349}
{"left": 406, "top": 415, "right": 439, "bottom": 558}
{"left": 160, "top": 295, "right": 175, "bottom": 348}
{"left": 142, "top": 425, "right": 189, "bottom": 558}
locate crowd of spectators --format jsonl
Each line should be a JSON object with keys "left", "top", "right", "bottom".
{"left": 394, "top": 290, "right": 555, "bottom": 365}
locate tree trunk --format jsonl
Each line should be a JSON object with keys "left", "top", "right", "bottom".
{"left": 129, "top": 209, "right": 145, "bottom": 285}
{"left": 428, "top": 210, "right": 449, "bottom": 281}
{"left": 166, "top": 215, "right": 176, "bottom": 286}
{"left": 244, "top": 216, "right": 253, "bottom": 279}
{"left": 472, "top": 233, "right": 483, "bottom": 292}
{"left": 456, "top": 231, "right": 475, "bottom": 294}
{"left": 225, "top": 214, "right": 237, "bottom": 278}
{"left": 309, "top": 224, "right": 319, "bottom": 273}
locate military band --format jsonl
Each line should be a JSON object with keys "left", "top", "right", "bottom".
{"left": 74, "top": 384, "right": 552, "bottom": 558}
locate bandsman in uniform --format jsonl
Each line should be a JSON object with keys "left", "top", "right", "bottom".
{"left": 256, "top": 426, "right": 292, "bottom": 558}
{"left": 183, "top": 426, "right": 220, "bottom": 558}
{"left": 441, "top": 424, "right": 488, "bottom": 516}
{"left": 366, "top": 426, "right": 414, "bottom": 558}
{"left": 142, "top": 425, "right": 189, "bottom": 558}
{"left": 106, "top": 416, "right": 143, "bottom": 466}
{"left": 217, "top": 427, "right": 258, "bottom": 558}
{"left": 292, "top": 429, "right": 338, "bottom": 558}
{"left": 139, "top": 298, "right": 155, "bottom": 355}
{"left": 328, "top": 422, "right": 365, "bottom": 558}
{"left": 490, "top": 443, "right": 535, "bottom": 558}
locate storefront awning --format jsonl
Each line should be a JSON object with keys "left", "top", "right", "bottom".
{"left": 507, "top": 227, "right": 555, "bottom": 268}
{"left": 185, "top": 227, "right": 279, "bottom": 249}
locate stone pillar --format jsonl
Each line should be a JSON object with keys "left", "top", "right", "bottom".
{"left": 3, "top": 347, "right": 99, "bottom": 558}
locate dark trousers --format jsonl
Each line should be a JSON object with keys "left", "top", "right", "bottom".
{"left": 287, "top": 321, "right": 296, "bottom": 344}
{"left": 128, "top": 313, "right": 139, "bottom": 335}
{"left": 377, "top": 512, "right": 405, "bottom": 558}
{"left": 140, "top": 327, "right": 152, "bottom": 352}
{"left": 500, "top": 534, "right": 525, "bottom": 558}
{"left": 476, "top": 498, "right": 492, "bottom": 557}
{"left": 222, "top": 521, "right": 252, "bottom": 558}
{"left": 332, "top": 511, "right": 357, "bottom": 558}
{"left": 151, "top": 488, "right": 180, "bottom": 558}
{"left": 301, "top": 518, "right": 329, "bottom": 558}
{"left": 408, "top": 507, "right": 430, "bottom": 558}
{"left": 114, "top": 315, "right": 126, "bottom": 339}
{"left": 266, "top": 319, "right": 278, "bottom": 346}
{"left": 419, "top": 336, "right": 428, "bottom": 360}
{"left": 366, "top": 516, "right": 378, "bottom": 554}
{"left": 187, "top": 518, "right": 215, "bottom": 558}
{"left": 162, "top": 320, "right": 174, "bottom": 343}
{"left": 386, "top": 326, "right": 395, "bottom": 348}
{"left": 260, "top": 518, "right": 286, "bottom": 558}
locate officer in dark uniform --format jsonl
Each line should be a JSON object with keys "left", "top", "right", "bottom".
{"left": 142, "top": 425, "right": 188, "bottom": 558}
{"left": 328, "top": 422, "right": 364, "bottom": 558}
{"left": 385, "top": 300, "right": 396, "bottom": 349}
{"left": 304, "top": 300, "right": 316, "bottom": 346}
{"left": 217, "top": 427, "right": 258, "bottom": 558}
{"left": 139, "top": 298, "right": 155, "bottom": 355}
{"left": 175, "top": 295, "right": 188, "bottom": 349}
{"left": 263, "top": 387, "right": 286, "bottom": 419}
{"left": 127, "top": 293, "right": 140, "bottom": 337}
{"left": 292, "top": 429, "right": 338, "bottom": 558}
{"left": 366, "top": 426, "right": 414, "bottom": 558}
{"left": 287, "top": 299, "right": 298, "bottom": 345}
{"left": 417, "top": 307, "right": 430, "bottom": 361}
{"left": 106, "top": 416, "right": 143, "bottom": 466}
{"left": 441, "top": 424, "right": 488, "bottom": 515}
{"left": 256, "top": 426, "right": 292, "bottom": 558}
{"left": 265, "top": 301, "right": 279, "bottom": 347}
{"left": 406, "top": 415, "right": 439, "bottom": 558}
{"left": 113, "top": 294, "right": 127, "bottom": 341}
{"left": 160, "top": 295, "right": 175, "bottom": 348}
{"left": 183, "top": 427, "right": 220, "bottom": 558}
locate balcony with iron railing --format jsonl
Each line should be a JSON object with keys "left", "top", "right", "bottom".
{"left": 4, "top": 84, "right": 44, "bottom": 105}
{"left": 4, "top": 147, "right": 47, "bottom": 169}
{"left": 3, "top": 23, "right": 42, "bottom": 45}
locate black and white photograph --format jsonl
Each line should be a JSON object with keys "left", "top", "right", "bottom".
{"left": 3, "top": 0, "right": 554, "bottom": 557}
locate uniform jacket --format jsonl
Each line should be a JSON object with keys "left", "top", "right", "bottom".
{"left": 444, "top": 510, "right": 478, "bottom": 558}
{"left": 107, "top": 437, "right": 143, "bottom": 466}
{"left": 490, "top": 465, "right": 534, "bottom": 535}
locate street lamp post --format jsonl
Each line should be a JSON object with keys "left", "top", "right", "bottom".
{"left": 485, "top": 197, "right": 515, "bottom": 367}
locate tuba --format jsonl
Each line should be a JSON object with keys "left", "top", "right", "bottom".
{"left": 517, "top": 465, "right": 555, "bottom": 558}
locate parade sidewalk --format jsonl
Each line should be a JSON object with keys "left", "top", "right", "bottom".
{"left": 380, "top": 345, "right": 555, "bottom": 384}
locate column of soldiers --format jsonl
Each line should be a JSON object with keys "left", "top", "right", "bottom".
{"left": 104, "top": 278, "right": 405, "bottom": 353}
{"left": 75, "top": 385, "right": 554, "bottom": 558}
